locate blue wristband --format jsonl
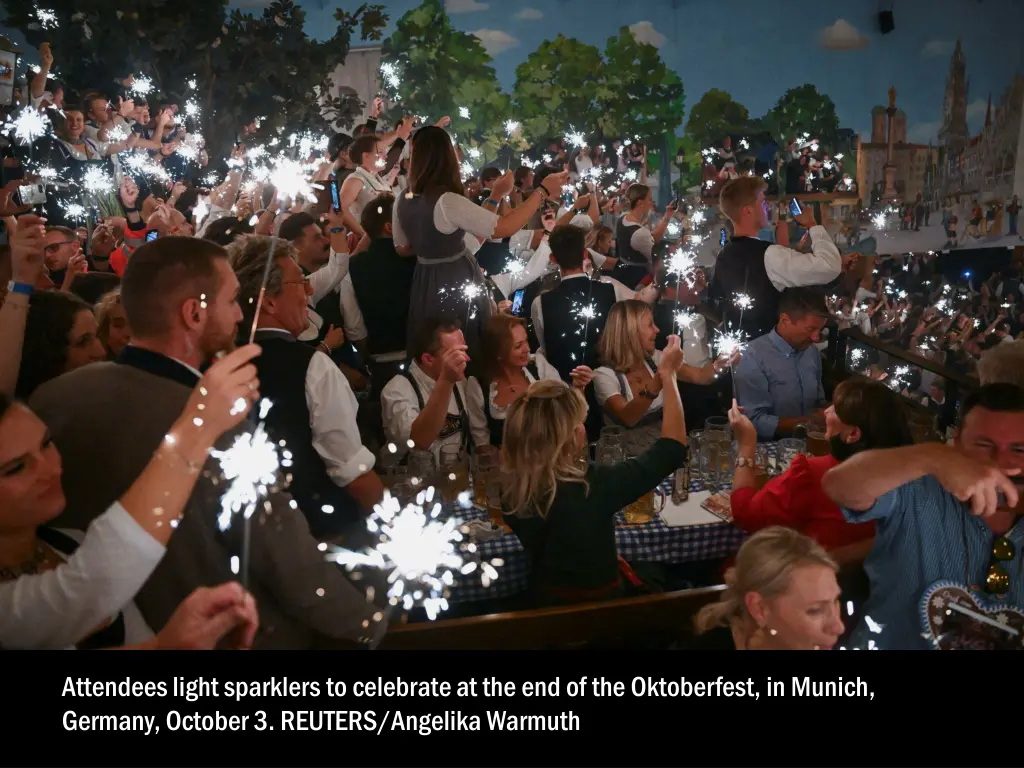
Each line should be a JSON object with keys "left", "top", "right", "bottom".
{"left": 7, "top": 280, "right": 33, "bottom": 296}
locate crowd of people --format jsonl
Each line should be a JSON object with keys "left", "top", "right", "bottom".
{"left": 1, "top": 40, "right": 1022, "bottom": 652}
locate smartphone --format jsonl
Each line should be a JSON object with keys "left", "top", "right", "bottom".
{"left": 789, "top": 197, "right": 803, "bottom": 217}
{"left": 719, "top": 228, "right": 728, "bottom": 247}
{"left": 146, "top": 230, "right": 159, "bottom": 242}
{"left": 562, "top": 190, "right": 574, "bottom": 208}
{"left": 510, "top": 288, "right": 525, "bottom": 316}
{"left": 15, "top": 183, "right": 46, "bottom": 207}
{"left": 329, "top": 177, "right": 340, "bottom": 212}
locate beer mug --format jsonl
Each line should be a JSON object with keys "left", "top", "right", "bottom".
{"left": 623, "top": 454, "right": 667, "bottom": 523}
{"left": 472, "top": 446, "right": 499, "bottom": 508}
{"left": 407, "top": 449, "right": 437, "bottom": 489}
{"left": 777, "top": 438, "right": 806, "bottom": 472}
{"left": 439, "top": 444, "right": 469, "bottom": 504}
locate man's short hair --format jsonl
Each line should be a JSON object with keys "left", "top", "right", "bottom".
{"left": 360, "top": 193, "right": 395, "bottom": 239}
{"left": 778, "top": 287, "right": 829, "bottom": 321}
{"left": 409, "top": 316, "right": 461, "bottom": 361}
{"left": 719, "top": 176, "right": 766, "bottom": 225}
{"left": 960, "top": 383, "right": 1024, "bottom": 429}
{"left": 44, "top": 225, "right": 77, "bottom": 240}
{"left": 328, "top": 132, "right": 353, "bottom": 162}
{"left": 480, "top": 167, "right": 501, "bottom": 186}
{"left": 513, "top": 165, "right": 532, "bottom": 187}
{"left": 202, "top": 215, "right": 255, "bottom": 247}
{"left": 227, "top": 235, "right": 298, "bottom": 333}
{"left": 548, "top": 225, "right": 587, "bottom": 271}
{"left": 278, "top": 211, "right": 318, "bottom": 243}
{"left": 121, "top": 237, "right": 226, "bottom": 339}
{"left": 978, "top": 340, "right": 1024, "bottom": 388}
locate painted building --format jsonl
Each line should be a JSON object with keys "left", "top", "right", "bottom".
{"left": 324, "top": 45, "right": 384, "bottom": 131}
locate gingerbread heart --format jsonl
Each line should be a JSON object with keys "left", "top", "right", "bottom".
{"left": 920, "top": 581, "right": 1024, "bottom": 650}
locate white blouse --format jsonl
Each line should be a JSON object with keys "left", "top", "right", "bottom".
{"left": 0, "top": 502, "right": 164, "bottom": 649}
{"left": 594, "top": 349, "right": 665, "bottom": 419}
{"left": 464, "top": 353, "right": 562, "bottom": 425}
{"left": 392, "top": 192, "right": 499, "bottom": 251}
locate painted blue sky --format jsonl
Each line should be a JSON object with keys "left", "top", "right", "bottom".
{"left": 231, "top": 0, "right": 1023, "bottom": 143}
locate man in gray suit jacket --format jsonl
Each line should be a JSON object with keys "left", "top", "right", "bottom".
{"left": 31, "top": 237, "right": 384, "bottom": 649}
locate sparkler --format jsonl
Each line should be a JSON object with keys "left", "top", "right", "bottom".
{"left": 715, "top": 325, "right": 747, "bottom": 399}
{"left": 326, "top": 486, "right": 503, "bottom": 632}
{"left": 458, "top": 106, "right": 470, "bottom": 120}
{"left": 34, "top": 7, "right": 58, "bottom": 28}
{"left": 130, "top": 75, "right": 154, "bottom": 97}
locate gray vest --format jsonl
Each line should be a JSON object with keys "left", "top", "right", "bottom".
{"left": 397, "top": 192, "right": 468, "bottom": 263}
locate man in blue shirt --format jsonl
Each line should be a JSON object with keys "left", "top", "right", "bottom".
{"left": 733, "top": 287, "right": 827, "bottom": 440}
{"left": 822, "top": 384, "right": 1024, "bottom": 650}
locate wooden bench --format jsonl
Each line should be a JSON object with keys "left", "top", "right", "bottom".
{"left": 376, "top": 585, "right": 727, "bottom": 650}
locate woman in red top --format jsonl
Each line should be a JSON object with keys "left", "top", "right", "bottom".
{"left": 727, "top": 379, "right": 913, "bottom": 565}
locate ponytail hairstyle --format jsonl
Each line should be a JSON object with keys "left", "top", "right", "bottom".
{"left": 694, "top": 527, "right": 838, "bottom": 635}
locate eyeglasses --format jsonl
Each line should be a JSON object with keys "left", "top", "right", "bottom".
{"left": 986, "top": 535, "right": 1015, "bottom": 594}
{"left": 282, "top": 277, "right": 310, "bottom": 288}
{"left": 44, "top": 240, "right": 78, "bottom": 253}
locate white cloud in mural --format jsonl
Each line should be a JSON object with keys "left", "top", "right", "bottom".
{"left": 474, "top": 29, "right": 520, "bottom": 55}
{"left": 630, "top": 21, "right": 666, "bottom": 48}
{"left": 921, "top": 39, "right": 955, "bottom": 58}
{"left": 514, "top": 8, "right": 543, "bottom": 20}
{"left": 447, "top": 0, "right": 488, "bottom": 13}
{"left": 966, "top": 98, "right": 988, "bottom": 119}
{"left": 818, "top": 19, "right": 868, "bottom": 51}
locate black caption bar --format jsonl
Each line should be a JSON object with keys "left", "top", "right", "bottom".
{"left": 7, "top": 652, "right": 1013, "bottom": 767}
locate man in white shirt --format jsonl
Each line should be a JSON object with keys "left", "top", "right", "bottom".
{"left": 228, "top": 235, "right": 383, "bottom": 540}
{"left": 710, "top": 176, "right": 851, "bottom": 338}
{"left": 380, "top": 318, "right": 489, "bottom": 459}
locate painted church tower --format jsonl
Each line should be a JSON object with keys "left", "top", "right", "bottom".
{"left": 938, "top": 38, "right": 969, "bottom": 155}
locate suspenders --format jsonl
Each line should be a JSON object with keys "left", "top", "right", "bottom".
{"left": 402, "top": 369, "right": 473, "bottom": 453}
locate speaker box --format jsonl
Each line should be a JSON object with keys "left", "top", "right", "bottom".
{"left": 878, "top": 10, "right": 895, "bottom": 34}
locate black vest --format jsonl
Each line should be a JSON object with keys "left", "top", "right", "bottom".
{"left": 613, "top": 218, "right": 651, "bottom": 289}
{"left": 539, "top": 277, "right": 617, "bottom": 380}
{"left": 710, "top": 237, "right": 780, "bottom": 339}
{"left": 480, "top": 361, "right": 539, "bottom": 447}
{"left": 252, "top": 331, "right": 363, "bottom": 539}
{"left": 348, "top": 239, "right": 415, "bottom": 357}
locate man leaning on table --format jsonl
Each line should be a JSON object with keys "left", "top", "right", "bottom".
{"left": 733, "top": 287, "right": 828, "bottom": 440}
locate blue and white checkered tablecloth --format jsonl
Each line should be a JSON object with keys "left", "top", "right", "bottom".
{"left": 448, "top": 442, "right": 784, "bottom": 603}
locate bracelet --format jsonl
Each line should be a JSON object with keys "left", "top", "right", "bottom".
{"left": 157, "top": 439, "right": 202, "bottom": 476}
{"left": 330, "top": 227, "right": 345, "bottom": 233}
{"left": 318, "top": 341, "right": 332, "bottom": 355}
{"left": 483, "top": 198, "right": 499, "bottom": 209}
{"left": 536, "top": 187, "right": 549, "bottom": 200}
{"left": 735, "top": 456, "right": 756, "bottom": 469}
{"left": 7, "top": 280, "right": 34, "bottom": 296}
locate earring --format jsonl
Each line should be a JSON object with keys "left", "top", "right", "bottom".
{"left": 769, "top": 628, "right": 778, "bottom": 636}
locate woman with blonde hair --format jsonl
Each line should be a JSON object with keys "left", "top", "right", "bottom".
{"left": 613, "top": 183, "right": 675, "bottom": 288}
{"left": 691, "top": 527, "right": 845, "bottom": 650}
{"left": 94, "top": 287, "right": 131, "bottom": 360}
{"left": 501, "top": 336, "right": 689, "bottom": 605}
{"left": 467, "top": 313, "right": 593, "bottom": 447}
{"left": 594, "top": 299, "right": 734, "bottom": 453}
{"left": 585, "top": 225, "right": 616, "bottom": 272}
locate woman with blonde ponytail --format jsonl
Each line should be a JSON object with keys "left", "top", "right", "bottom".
{"left": 501, "top": 336, "right": 690, "bottom": 606}
{"left": 691, "top": 527, "right": 845, "bottom": 650}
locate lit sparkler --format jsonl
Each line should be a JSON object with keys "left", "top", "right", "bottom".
{"left": 34, "top": 7, "right": 58, "bottom": 28}
{"left": 82, "top": 166, "right": 114, "bottom": 195}
{"left": 458, "top": 106, "right": 470, "bottom": 120}
{"left": 504, "top": 119, "right": 520, "bottom": 136}
{"left": 326, "top": 487, "right": 502, "bottom": 623}
{"left": 564, "top": 128, "right": 586, "bottom": 149}
{"left": 130, "top": 75, "right": 154, "bottom": 97}
{"left": 10, "top": 108, "right": 50, "bottom": 145}
{"left": 380, "top": 62, "right": 400, "bottom": 90}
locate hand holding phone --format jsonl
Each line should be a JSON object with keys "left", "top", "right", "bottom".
{"left": 329, "top": 177, "right": 340, "bottom": 213}
{"left": 788, "top": 197, "right": 803, "bottom": 217}
{"left": 719, "top": 228, "right": 728, "bottom": 247}
{"left": 510, "top": 288, "right": 525, "bottom": 316}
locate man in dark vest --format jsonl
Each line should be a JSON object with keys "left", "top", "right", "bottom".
{"left": 710, "top": 176, "right": 846, "bottom": 340}
{"left": 533, "top": 225, "right": 643, "bottom": 439}
{"left": 228, "top": 235, "right": 384, "bottom": 542}
{"left": 278, "top": 211, "right": 365, "bottom": 390}
{"left": 341, "top": 193, "right": 414, "bottom": 400}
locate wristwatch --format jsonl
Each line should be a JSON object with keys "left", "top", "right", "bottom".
{"left": 735, "top": 456, "right": 756, "bottom": 469}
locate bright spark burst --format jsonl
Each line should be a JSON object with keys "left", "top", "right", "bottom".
{"left": 733, "top": 293, "right": 754, "bottom": 311}
{"left": 504, "top": 119, "right": 520, "bottom": 136}
{"left": 665, "top": 249, "right": 698, "bottom": 288}
{"left": 187, "top": 78, "right": 198, "bottom": 90}
{"left": 210, "top": 401, "right": 285, "bottom": 532}
{"left": 468, "top": 147, "right": 481, "bottom": 160}
{"left": 714, "top": 327, "right": 747, "bottom": 359}
{"left": 130, "top": 76, "right": 154, "bottom": 97}
{"left": 35, "top": 6, "right": 58, "bottom": 28}
{"left": 380, "top": 62, "right": 400, "bottom": 90}
{"left": 326, "top": 488, "right": 501, "bottom": 620}
{"left": 268, "top": 156, "right": 317, "bottom": 205}
{"left": 184, "top": 99, "right": 201, "bottom": 118}
{"left": 674, "top": 310, "right": 696, "bottom": 331}
{"left": 61, "top": 201, "right": 86, "bottom": 220}
{"left": 82, "top": 166, "right": 114, "bottom": 195}
{"left": 458, "top": 106, "right": 470, "bottom": 120}
{"left": 10, "top": 108, "right": 50, "bottom": 145}
{"left": 564, "top": 128, "right": 586, "bottom": 149}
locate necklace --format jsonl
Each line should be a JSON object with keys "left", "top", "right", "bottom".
{"left": 0, "top": 541, "right": 52, "bottom": 581}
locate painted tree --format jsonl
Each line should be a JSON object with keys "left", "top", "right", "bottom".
{"left": 758, "top": 84, "right": 840, "bottom": 148}
{"left": 379, "top": 0, "right": 510, "bottom": 159}
{"left": 512, "top": 34, "right": 605, "bottom": 144}
{"left": 1, "top": 0, "right": 387, "bottom": 163}
{"left": 684, "top": 88, "right": 750, "bottom": 151}
{"left": 600, "top": 27, "right": 685, "bottom": 143}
